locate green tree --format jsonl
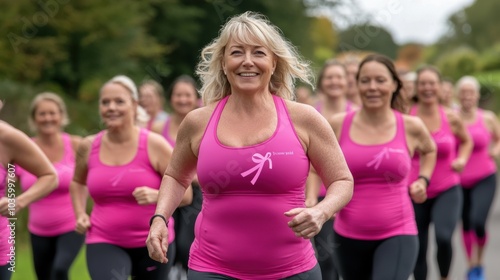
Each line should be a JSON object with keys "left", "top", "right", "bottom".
{"left": 0, "top": 0, "right": 164, "bottom": 99}
{"left": 309, "top": 16, "right": 338, "bottom": 66}
{"left": 443, "top": 0, "right": 500, "bottom": 52}
{"left": 337, "top": 23, "right": 399, "bottom": 59}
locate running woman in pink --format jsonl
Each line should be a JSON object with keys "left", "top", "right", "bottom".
{"left": 0, "top": 102, "right": 58, "bottom": 280}
{"left": 457, "top": 76, "right": 500, "bottom": 280}
{"left": 344, "top": 56, "right": 362, "bottom": 107}
{"left": 139, "top": 80, "right": 169, "bottom": 130}
{"left": 16, "top": 93, "right": 84, "bottom": 280}
{"left": 410, "top": 66, "right": 473, "bottom": 280}
{"left": 305, "top": 59, "right": 357, "bottom": 280}
{"left": 147, "top": 12, "right": 354, "bottom": 280}
{"left": 329, "top": 54, "right": 437, "bottom": 280}
{"left": 69, "top": 75, "right": 192, "bottom": 280}
{"left": 151, "top": 75, "right": 201, "bottom": 276}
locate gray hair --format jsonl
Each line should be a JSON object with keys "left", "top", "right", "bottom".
{"left": 456, "top": 75, "right": 480, "bottom": 93}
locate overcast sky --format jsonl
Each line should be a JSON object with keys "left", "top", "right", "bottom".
{"left": 330, "top": 0, "right": 475, "bottom": 45}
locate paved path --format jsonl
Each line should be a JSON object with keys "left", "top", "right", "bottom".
{"left": 425, "top": 184, "right": 500, "bottom": 280}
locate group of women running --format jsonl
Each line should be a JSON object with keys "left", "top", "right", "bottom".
{"left": 0, "top": 11, "right": 498, "bottom": 280}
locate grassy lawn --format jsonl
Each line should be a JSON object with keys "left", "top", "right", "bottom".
{"left": 12, "top": 243, "right": 90, "bottom": 280}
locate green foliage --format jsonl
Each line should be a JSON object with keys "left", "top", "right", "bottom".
{"left": 0, "top": 0, "right": 165, "bottom": 98}
{"left": 337, "top": 23, "right": 398, "bottom": 59}
{"left": 445, "top": 0, "right": 500, "bottom": 52}
{"left": 435, "top": 47, "right": 480, "bottom": 81}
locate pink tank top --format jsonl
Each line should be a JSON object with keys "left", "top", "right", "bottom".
{"left": 17, "top": 133, "right": 76, "bottom": 236}
{"left": 189, "top": 95, "right": 316, "bottom": 279}
{"left": 0, "top": 166, "right": 9, "bottom": 266}
{"left": 334, "top": 110, "right": 417, "bottom": 240}
{"left": 316, "top": 101, "right": 353, "bottom": 197}
{"left": 161, "top": 117, "right": 176, "bottom": 147}
{"left": 410, "top": 106, "right": 460, "bottom": 198}
{"left": 460, "top": 110, "right": 496, "bottom": 188}
{"left": 86, "top": 128, "right": 174, "bottom": 247}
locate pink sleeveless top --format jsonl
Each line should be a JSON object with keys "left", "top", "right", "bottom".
{"left": 0, "top": 166, "right": 9, "bottom": 266}
{"left": 17, "top": 133, "right": 76, "bottom": 236}
{"left": 86, "top": 128, "right": 173, "bottom": 247}
{"left": 410, "top": 106, "right": 460, "bottom": 198}
{"left": 161, "top": 117, "right": 176, "bottom": 147}
{"left": 316, "top": 101, "right": 354, "bottom": 197}
{"left": 189, "top": 95, "right": 316, "bottom": 279}
{"left": 334, "top": 110, "right": 417, "bottom": 240}
{"left": 460, "top": 110, "right": 496, "bottom": 188}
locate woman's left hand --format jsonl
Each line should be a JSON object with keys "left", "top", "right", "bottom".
{"left": 285, "top": 207, "right": 327, "bottom": 239}
{"left": 451, "top": 157, "right": 467, "bottom": 172}
{"left": 132, "top": 187, "right": 159, "bottom": 205}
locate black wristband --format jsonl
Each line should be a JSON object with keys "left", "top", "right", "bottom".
{"left": 149, "top": 214, "right": 168, "bottom": 227}
{"left": 418, "top": 175, "right": 430, "bottom": 188}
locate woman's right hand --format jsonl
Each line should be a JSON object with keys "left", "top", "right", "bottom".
{"left": 146, "top": 218, "right": 169, "bottom": 263}
{"left": 75, "top": 213, "right": 91, "bottom": 234}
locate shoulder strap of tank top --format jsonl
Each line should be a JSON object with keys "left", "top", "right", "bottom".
{"left": 314, "top": 100, "right": 322, "bottom": 112}
{"left": 161, "top": 117, "right": 171, "bottom": 138}
{"left": 393, "top": 110, "right": 407, "bottom": 144}
{"left": 61, "top": 133, "right": 75, "bottom": 162}
{"left": 476, "top": 108, "right": 484, "bottom": 124}
{"left": 438, "top": 106, "right": 452, "bottom": 131}
{"left": 409, "top": 105, "right": 418, "bottom": 116}
{"left": 205, "top": 96, "right": 230, "bottom": 139}
{"left": 138, "top": 128, "right": 148, "bottom": 151}
{"left": 346, "top": 101, "right": 352, "bottom": 112}
{"left": 90, "top": 131, "right": 105, "bottom": 155}
{"left": 339, "top": 110, "right": 356, "bottom": 144}
{"left": 274, "top": 95, "right": 294, "bottom": 132}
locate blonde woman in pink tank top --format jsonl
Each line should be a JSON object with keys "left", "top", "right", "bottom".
{"left": 0, "top": 104, "right": 58, "bottom": 280}
{"left": 16, "top": 93, "right": 85, "bottom": 280}
{"left": 410, "top": 66, "right": 473, "bottom": 280}
{"left": 328, "top": 54, "right": 436, "bottom": 280}
{"left": 147, "top": 12, "right": 353, "bottom": 280}
{"left": 69, "top": 75, "right": 192, "bottom": 280}
{"left": 457, "top": 76, "right": 500, "bottom": 280}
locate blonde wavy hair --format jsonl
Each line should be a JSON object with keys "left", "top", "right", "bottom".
{"left": 196, "top": 11, "right": 314, "bottom": 105}
{"left": 29, "top": 92, "right": 70, "bottom": 132}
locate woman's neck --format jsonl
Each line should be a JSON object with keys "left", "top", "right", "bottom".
{"left": 358, "top": 107, "right": 393, "bottom": 126}
{"left": 418, "top": 101, "right": 440, "bottom": 116}
{"left": 36, "top": 131, "right": 61, "bottom": 146}
{"left": 106, "top": 124, "right": 137, "bottom": 143}
{"left": 322, "top": 94, "right": 346, "bottom": 115}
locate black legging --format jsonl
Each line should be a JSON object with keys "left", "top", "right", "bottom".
{"left": 30, "top": 231, "right": 84, "bottom": 280}
{"left": 174, "top": 184, "right": 203, "bottom": 270}
{"left": 187, "top": 263, "right": 322, "bottom": 280}
{"left": 413, "top": 185, "right": 463, "bottom": 280}
{"left": 333, "top": 232, "right": 418, "bottom": 280}
{"left": 0, "top": 264, "right": 12, "bottom": 280}
{"left": 462, "top": 174, "right": 496, "bottom": 238}
{"left": 313, "top": 197, "right": 339, "bottom": 280}
{"left": 86, "top": 243, "right": 173, "bottom": 280}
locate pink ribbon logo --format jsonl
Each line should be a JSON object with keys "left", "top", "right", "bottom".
{"left": 241, "top": 152, "right": 273, "bottom": 185}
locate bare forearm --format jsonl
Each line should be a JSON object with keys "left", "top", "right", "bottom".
{"left": 155, "top": 175, "right": 189, "bottom": 218}
{"left": 313, "top": 179, "right": 353, "bottom": 220}
{"left": 70, "top": 181, "right": 89, "bottom": 217}
{"left": 419, "top": 151, "right": 436, "bottom": 178}
{"left": 305, "top": 172, "right": 321, "bottom": 202}
{"left": 457, "top": 139, "right": 473, "bottom": 162}
{"left": 17, "top": 174, "right": 57, "bottom": 210}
